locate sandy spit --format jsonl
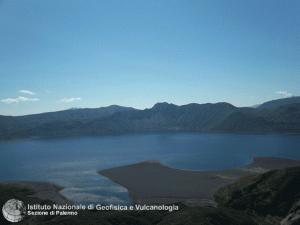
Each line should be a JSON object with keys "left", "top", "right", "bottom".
{"left": 98, "top": 157, "right": 300, "bottom": 205}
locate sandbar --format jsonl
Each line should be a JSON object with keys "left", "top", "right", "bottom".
{"left": 98, "top": 157, "right": 300, "bottom": 205}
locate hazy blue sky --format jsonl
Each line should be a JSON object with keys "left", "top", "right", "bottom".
{"left": 1, "top": 0, "right": 299, "bottom": 116}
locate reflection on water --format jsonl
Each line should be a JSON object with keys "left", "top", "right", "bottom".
{"left": 1, "top": 131, "right": 300, "bottom": 206}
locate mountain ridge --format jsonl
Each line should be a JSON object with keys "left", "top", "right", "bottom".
{"left": 257, "top": 96, "right": 300, "bottom": 109}
{"left": 1, "top": 102, "right": 300, "bottom": 142}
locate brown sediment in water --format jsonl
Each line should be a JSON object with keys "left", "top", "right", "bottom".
{"left": 98, "top": 157, "right": 300, "bottom": 205}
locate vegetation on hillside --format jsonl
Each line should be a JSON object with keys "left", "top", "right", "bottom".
{"left": 1, "top": 102, "right": 300, "bottom": 142}
{"left": 214, "top": 166, "right": 300, "bottom": 225}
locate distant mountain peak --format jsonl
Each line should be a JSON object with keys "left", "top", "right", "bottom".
{"left": 68, "top": 107, "right": 80, "bottom": 110}
{"left": 252, "top": 104, "right": 261, "bottom": 108}
{"left": 153, "top": 102, "right": 169, "bottom": 106}
{"left": 152, "top": 102, "right": 176, "bottom": 110}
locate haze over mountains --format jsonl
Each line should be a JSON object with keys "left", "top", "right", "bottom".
{"left": 1, "top": 97, "right": 300, "bottom": 142}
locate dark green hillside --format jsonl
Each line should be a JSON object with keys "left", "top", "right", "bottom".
{"left": 259, "top": 103, "right": 300, "bottom": 122}
{"left": 257, "top": 96, "right": 300, "bottom": 109}
{"left": 257, "top": 104, "right": 300, "bottom": 133}
{"left": 213, "top": 111, "right": 273, "bottom": 132}
{"left": 214, "top": 166, "right": 300, "bottom": 222}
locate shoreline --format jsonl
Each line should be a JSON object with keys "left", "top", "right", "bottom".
{"left": 98, "top": 157, "right": 300, "bottom": 206}
{"left": 0, "top": 181, "right": 72, "bottom": 205}
{"left": 1, "top": 129, "right": 300, "bottom": 143}
{"left": 2, "top": 157, "right": 300, "bottom": 208}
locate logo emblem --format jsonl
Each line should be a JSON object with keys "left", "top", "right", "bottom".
{"left": 2, "top": 199, "right": 26, "bottom": 222}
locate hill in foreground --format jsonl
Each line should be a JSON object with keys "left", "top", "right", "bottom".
{"left": 214, "top": 166, "right": 300, "bottom": 225}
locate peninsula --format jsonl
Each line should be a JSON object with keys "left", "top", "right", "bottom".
{"left": 98, "top": 157, "right": 300, "bottom": 206}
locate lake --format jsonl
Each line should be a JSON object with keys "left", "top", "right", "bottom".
{"left": 1, "top": 131, "right": 300, "bottom": 206}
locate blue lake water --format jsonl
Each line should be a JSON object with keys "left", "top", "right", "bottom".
{"left": 1, "top": 131, "right": 300, "bottom": 206}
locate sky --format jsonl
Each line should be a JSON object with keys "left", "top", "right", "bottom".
{"left": 1, "top": 0, "right": 300, "bottom": 116}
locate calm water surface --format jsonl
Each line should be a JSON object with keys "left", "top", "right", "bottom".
{"left": 1, "top": 131, "right": 300, "bottom": 206}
